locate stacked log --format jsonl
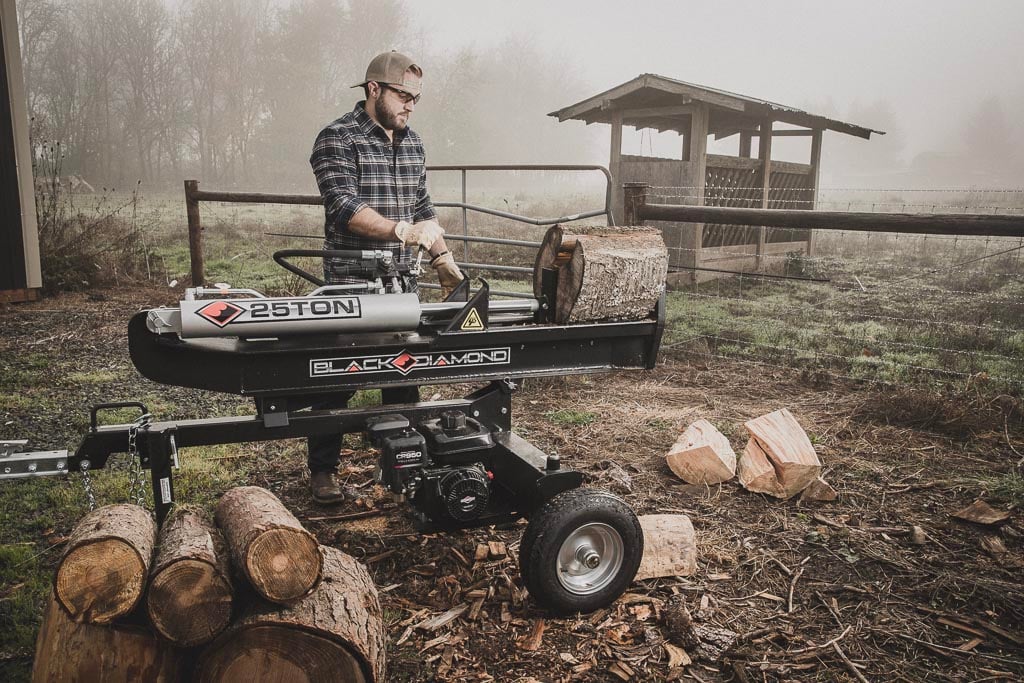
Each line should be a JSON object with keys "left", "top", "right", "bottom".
{"left": 54, "top": 504, "right": 156, "bottom": 624}
{"left": 214, "top": 486, "right": 322, "bottom": 604}
{"left": 34, "top": 487, "right": 385, "bottom": 682}
{"left": 147, "top": 506, "right": 233, "bottom": 647}
{"left": 197, "top": 547, "right": 385, "bottom": 683}
{"left": 33, "top": 593, "right": 181, "bottom": 683}
{"left": 534, "top": 225, "right": 668, "bottom": 323}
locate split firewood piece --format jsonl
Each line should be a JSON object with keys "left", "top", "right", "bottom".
{"left": 635, "top": 514, "right": 697, "bottom": 580}
{"left": 800, "top": 476, "right": 838, "bottom": 502}
{"left": 215, "top": 486, "right": 322, "bottom": 603}
{"left": 33, "top": 592, "right": 181, "bottom": 682}
{"left": 54, "top": 503, "right": 156, "bottom": 624}
{"left": 147, "top": 505, "right": 234, "bottom": 647}
{"left": 197, "top": 547, "right": 385, "bottom": 683}
{"left": 665, "top": 419, "right": 736, "bottom": 484}
{"left": 487, "top": 541, "right": 507, "bottom": 560}
{"left": 743, "top": 408, "right": 821, "bottom": 498}
{"left": 737, "top": 439, "right": 785, "bottom": 498}
{"left": 951, "top": 499, "right": 1011, "bottom": 526}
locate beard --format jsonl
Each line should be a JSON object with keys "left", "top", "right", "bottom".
{"left": 376, "top": 97, "right": 409, "bottom": 132}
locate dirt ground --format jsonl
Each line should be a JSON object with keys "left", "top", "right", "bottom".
{"left": 2, "top": 287, "right": 1023, "bottom": 682}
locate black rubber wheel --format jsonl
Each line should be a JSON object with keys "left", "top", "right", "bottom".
{"left": 519, "top": 488, "right": 643, "bottom": 616}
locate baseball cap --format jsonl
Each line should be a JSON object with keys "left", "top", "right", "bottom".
{"left": 352, "top": 51, "right": 422, "bottom": 97}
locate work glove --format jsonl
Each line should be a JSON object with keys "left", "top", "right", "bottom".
{"left": 431, "top": 251, "right": 465, "bottom": 299}
{"left": 394, "top": 219, "right": 444, "bottom": 251}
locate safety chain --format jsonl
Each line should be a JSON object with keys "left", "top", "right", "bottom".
{"left": 79, "top": 460, "right": 96, "bottom": 511}
{"left": 126, "top": 413, "right": 152, "bottom": 508}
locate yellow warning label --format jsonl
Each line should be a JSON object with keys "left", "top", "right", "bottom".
{"left": 460, "top": 307, "right": 485, "bottom": 331}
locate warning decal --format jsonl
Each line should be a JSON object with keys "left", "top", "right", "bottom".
{"left": 459, "top": 308, "right": 485, "bottom": 331}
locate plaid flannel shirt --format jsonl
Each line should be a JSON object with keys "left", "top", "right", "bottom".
{"left": 310, "top": 102, "right": 436, "bottom": 284}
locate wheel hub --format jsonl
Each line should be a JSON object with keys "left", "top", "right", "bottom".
{"left": 557, "top": 523, "right": 624, "bottom": 595}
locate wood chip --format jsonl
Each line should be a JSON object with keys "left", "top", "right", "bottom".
{"left": 911, "top": 526, "right": 928, "bottom": 545}
{"left": 609, "top": 662, "right": 634, "bottom": 680}
{"left": 958, "top": 637, "right": 984, "bottom": 652}
{"left": 415, "top": 604, "right": 469, "bottom": 632}
{"left": 800, "top": 476, "right": 838, "bottom": 502}
{"left": 951, "top": 499, "right": 1010, "bottom": 525}
{"left": 664, "top": 642, "right": 692, "bottom": 667}
{"left": 487, "top": 541, "right": 507, "bottom": 559}
{"left": 518, "top": 618, "right": 545, "bottom": 651}
{"left": 474, "top": 544, "right": 490, "bottom": 562}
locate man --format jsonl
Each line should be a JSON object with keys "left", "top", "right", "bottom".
{"left": 306, "top": 51, "right": 463, "bottom": 504}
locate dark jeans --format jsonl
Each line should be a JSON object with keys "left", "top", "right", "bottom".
{"left": 305, "top": 386, "right": 420, "bottom": 473}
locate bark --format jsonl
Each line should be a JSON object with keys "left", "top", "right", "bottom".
{"left": 197, "top": 547, "right": 385, "bottom": 683}
{"left": 534, "top": 226, "right": 667, "bottom": 324}
{"left": 32, "top": 592, "right": 180, "bottom": 682}
{"left": 214, "top": 486, "right": 322, "bottom": 603}
{"left": 147, "top": 505, "right": 234, "bottom": 647}
{"left": 54, "top": 504, "right": 156, "bottom": 624}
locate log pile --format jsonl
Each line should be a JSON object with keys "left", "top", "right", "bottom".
{"left": 665, "top": 409, "right": 831, "bottom": 500}
{"left": 33, "top": 488, "right": 385, "bottom": 683}
{"left": 533, "top": 224, "right": 668, "bottom": 323}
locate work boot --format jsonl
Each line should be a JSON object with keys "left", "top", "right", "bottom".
{"left": 310, "top": 471, "right": 345, "bottom": 504}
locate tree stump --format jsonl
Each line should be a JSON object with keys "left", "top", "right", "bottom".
{"left": 214, "top": 486, "right": 322, "bottom": 603}
{"left": 534, "top": 225, "right": 667, "bottom": 323}
{"left": 197, "top": 547, "right": 385, "bottom": 683}
{"left": 33, "top": 592, "right": 180, "bottom": 682}
{"left": 54, "top": 504, "right": 156, "bottom": 624}
{"left": 147, "top": 505, "right": 234, "bottom": 647}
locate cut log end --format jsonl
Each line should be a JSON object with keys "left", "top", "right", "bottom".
{"left": 636, "top": 514, "right": 697, "bottom": 580}
{"left": 198, "top": 625, "right": 368, "bottom": 683}
{"left": 148, "top": 559, "right": 233, "bottom": 647}
{"left": 247, "top": 528, "right": 322, "bottom": 603}
{"left": 55, "top": 539, "right": 147, "bottom": 624}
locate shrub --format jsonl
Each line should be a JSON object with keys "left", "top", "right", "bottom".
{"left": 32, "top": 139, "right": 154, "bottom": 293}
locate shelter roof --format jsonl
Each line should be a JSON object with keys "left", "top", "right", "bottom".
{"left": 549, "top": 74, "right": 884, "bottom": 140}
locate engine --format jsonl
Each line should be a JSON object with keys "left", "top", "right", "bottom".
{"left": 367, "top": 411, "right": 494, "bottom": 525}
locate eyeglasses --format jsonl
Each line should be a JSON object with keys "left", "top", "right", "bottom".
{"left": 379, "top": 84, "right": 421, "bottom": 105}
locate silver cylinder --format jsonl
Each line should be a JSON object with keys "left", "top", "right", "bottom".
{"left": 177, "top": 293, "right": 422, "bottom": 338}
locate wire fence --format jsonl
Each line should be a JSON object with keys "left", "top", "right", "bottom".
{"left": 648, "top": 186, "right": 1024, "bottom": 393}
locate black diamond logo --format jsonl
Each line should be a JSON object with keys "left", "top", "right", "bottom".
{"left": 197, "top": 301, "right": 243, "bottom": 327}
{"left": 390, "top": 351, "right": 418, "bottom": 375}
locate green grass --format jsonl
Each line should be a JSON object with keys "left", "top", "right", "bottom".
{"left": 67, "top": 370, "right": 121, "bottom": 385}
{"left": 983, "top": 472, "right": 1024, "bottom": 507}
{"left": 544, "top": 409, "right": 597, "bottom": 427}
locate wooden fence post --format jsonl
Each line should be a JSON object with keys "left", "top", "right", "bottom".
{"left": 184, "top": 180, "right": 204, "bottom": 287}
{"left": 623, "top": 183, "right": 649, "bottom": 226}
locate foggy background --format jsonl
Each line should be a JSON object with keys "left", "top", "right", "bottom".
{"left": 17, "top": 0, "right": 1024, "bottom": 193}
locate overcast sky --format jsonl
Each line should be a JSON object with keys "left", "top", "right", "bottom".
{"left": 407, "top": 0, "right": 1024, "bottom": 164}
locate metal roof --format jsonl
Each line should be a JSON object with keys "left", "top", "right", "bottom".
{"left": 549, "top": 73, "right": 884, "bottom": 140}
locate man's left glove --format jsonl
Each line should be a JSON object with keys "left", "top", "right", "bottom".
{"left": 431, "top": 251, "right": 465, "bottom": 299}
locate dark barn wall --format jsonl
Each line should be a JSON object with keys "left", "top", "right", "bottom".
{"left": 0, "top": 10, "right": 28, "bottom": 291}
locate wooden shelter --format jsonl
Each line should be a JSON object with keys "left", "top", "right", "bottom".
{"left": 550, "top": 74, "right": 883, "bottom": 283}
{"left": 1, "top": 0, "right": 41, "bottom": 302}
